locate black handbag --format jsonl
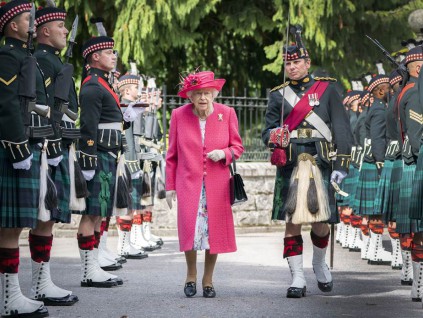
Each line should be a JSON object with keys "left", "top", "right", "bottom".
{"left": 229, "top": 150, "right": 248, "bottom": 206}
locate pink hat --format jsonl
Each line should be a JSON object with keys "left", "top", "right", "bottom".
{"left": 178, "top": 71, "right": 225, "bottom": 99}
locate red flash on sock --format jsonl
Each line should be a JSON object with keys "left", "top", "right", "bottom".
{"left": 0, "top": 248, "right": 19, "bottom": 274}
{"left": 283, "top": 235, "right": 303, "bottom": 258}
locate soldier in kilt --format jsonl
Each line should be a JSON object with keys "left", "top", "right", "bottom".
{"left": 337, "top": 91, "right": 362, "bottom": 251}
{"left": 397, "top": 47, "right": 423, "bottom": 302}
{"left": 262, "top": 34, "right": 353, "bottom": 298}
{"left": 115, "top": 74, "right": 149, "bottom": 259}
{"left": 0, "top": 1, "right": 50, "bottom": 317}
{"left": 75, "top": 36, "right": 127, "bottom": 288}
{"left": 355, "top": 75, "right": 392, "bottom": 265}
{"left": 23, "top": 5, "right": 81, "bottom": 306}
{"left": 373, "top": 70, "right": 404, "bottom": 270}
{"left": 352, "top": 91, "right": 373, "bottom": 260}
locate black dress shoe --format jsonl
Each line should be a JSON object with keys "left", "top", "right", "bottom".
{"left": 184, "top": 282, "right": 196, "bottom": 297}
{"left": 81, "top": 278, "right": 118, "bottom": 288}
{"left": 100, "top": 263, "right": 122, "bottom": 271}
{"left": 412, "top": 297, "right": 422, "bottom": 302}
{"left": 126, "top": 252, "right": 149, "bottom": 259}
{"left": 401, "top": 279, "right": 413, "bottom": 286}
{"left": 203, "top": 286, "right": 216, "bottom": 298}
{"left": 15, "top": 306, "right": 50, "bottom": 317}
{"left": 116, "top": 256, "right": 127, "bottom": 264}
{"left": 317, "top": 281, "right": 333, "bottom": 292}
{"left": 40, "top": 294, "right": 79, "bottom": 306}
{"left": 286, "top": 286, "right": 306, "bottom": 298}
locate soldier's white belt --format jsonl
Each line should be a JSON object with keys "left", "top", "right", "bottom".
{"left": 290, "top": 128, "right": 324, "bottom": 139}
{"left": 98, "top": 122, "right": 122, "bottom": 131}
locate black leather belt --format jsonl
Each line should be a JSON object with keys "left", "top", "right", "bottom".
{"left": 26, "top": 125, "right": 54, "bottom": 138}
{"left": 62, "top": 128, "right": 81, "bottom": 139}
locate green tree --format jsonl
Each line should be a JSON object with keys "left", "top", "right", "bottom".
{"left": 51, "top": 0, "right": 422, "bottom": 93}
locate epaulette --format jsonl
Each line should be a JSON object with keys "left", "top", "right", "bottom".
{"left": 314, "top": 76, "right": 337, "bottom": 82}
{"left": 270, "top": 81, "right": 290, "bottom": 92}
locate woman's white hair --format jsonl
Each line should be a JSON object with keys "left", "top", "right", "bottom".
{"left": 187, "top": 88, "right": 219, "bottom": 100}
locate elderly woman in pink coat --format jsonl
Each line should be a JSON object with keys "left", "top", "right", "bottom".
{"left": 165, "top": 70, "right": 244, "bottom": 298}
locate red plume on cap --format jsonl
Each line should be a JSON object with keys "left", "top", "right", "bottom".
{"left": 0, "top": 2, "right": 6, "bottom": 6}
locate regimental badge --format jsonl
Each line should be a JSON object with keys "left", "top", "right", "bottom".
{"left": 308, "top": 93, "right": 320, "bottom": 107}
{"left": 87, "top": 139, "right": 95, "bottom": 146}
{"left": 218, "top": 113, "right": 223, "bottom": 121}
{"left": 300, "top": 48, "right": 305, "bottom": 56}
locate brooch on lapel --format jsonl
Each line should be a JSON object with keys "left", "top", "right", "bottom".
{"left": 218, "top": 113, "right": 223, "bottom": 121}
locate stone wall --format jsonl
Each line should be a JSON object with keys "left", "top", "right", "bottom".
{"left": 54, "top": 162, "right": 281, "bottom": 235}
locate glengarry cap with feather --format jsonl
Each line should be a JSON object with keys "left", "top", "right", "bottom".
{"left": 0, "top": 0, "right": 32, "bottom": 35}
{"left": 35, "top": 0, "right": 66, "bottom": 26}
{"left": 283, "top": 24, "right": 309, "bottom": 62}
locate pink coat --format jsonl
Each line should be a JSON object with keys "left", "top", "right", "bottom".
{"left": 165, "top": 102, "right": 244, "bottom": 254}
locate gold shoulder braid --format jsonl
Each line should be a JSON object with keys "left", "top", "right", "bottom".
{"left": 270, "top": 81, "right": 290, "bottom": 92}
{"left": 314, "top": 76, "right": 337, "bottom": 82}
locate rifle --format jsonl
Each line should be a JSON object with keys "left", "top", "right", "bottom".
{"left": 52, "top": 15, "right": 79, "bottom": 123}
{"left": 366, "top": 35, "right": 408, "bottom": 86}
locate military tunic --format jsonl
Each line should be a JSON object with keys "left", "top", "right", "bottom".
{"left": 77, "top": 67, "right": 125, "bottom": 217}
{"left": 0, "top": 37, "right": 50, "bottom": 228}
{"left": 262, "top": 75, "right": 353, "bottom": 222}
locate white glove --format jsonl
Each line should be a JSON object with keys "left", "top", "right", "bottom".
{"left": 82, "top": 170, "right": 95, "bottom": 181}
{"left": 330, "top": 170, "right": 348, "bottom": 184}
{"left": 207, "top": 149, "right": 225, "bottom": 162}
{"left": 123, "top": 101, "right": 146, "bottom": 122}
{"left": 131, "top": 171, "right": 141, "bottom": 180}
{"left": 47, "top": 155, "right": 63, "bottom": 167}
{"left": 166, "top": 190, "right": 176, "bottom": 209}
{"left": 13, "top": 154, "right": 33, "bottom": 170}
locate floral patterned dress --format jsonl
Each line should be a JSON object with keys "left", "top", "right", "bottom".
{"left": 193, "top": 119, "right": 210, "bottom": 250}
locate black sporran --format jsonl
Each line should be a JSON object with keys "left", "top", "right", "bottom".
{"left": 229, "top": 150, "right": 248, "bottom": 206}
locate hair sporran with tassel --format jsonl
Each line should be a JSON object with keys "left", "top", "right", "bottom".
{"left": 284, "top": 153, "right": 331, "bottom": 224}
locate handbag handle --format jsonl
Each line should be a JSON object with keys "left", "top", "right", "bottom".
{"left": 229, "top": 149, "right": 236, "bottom": 176}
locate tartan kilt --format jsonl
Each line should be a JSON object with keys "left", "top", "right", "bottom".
{"left": 385, "top": 159, "right": 403, "bottom": 223}
{"left": 348, "top": 165, "right": 361, "bottom": 211}
{"left": 354, "top": 162, "right": 379, "bottom": 216}
{"left": 409, "top": 144, "right": 423, "bottom": 220}
{"left": 337, "top": 165, "right": 358, "bottom": 207}
{"left": 73, "top": 151, "right": 117, "bottom": 217}
{"left": 374, "top": 160, "right": 393, "bottom": 218}
{"left": 130, "top": 176, "right": 143, "bottom": 211}
{"left": 271, "top": 162, "right": 337, "bottom": 224}
{"left": 0, "top": 143, "right": 41, "bottom": 228}
{"left": 396, "top": 163, "right": 419, "bottom": 234}
{"left": 49, "top": 149, "right": 71, "bottom": 223}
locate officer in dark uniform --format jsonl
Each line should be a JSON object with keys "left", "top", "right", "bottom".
{"left": 75, "top": 35, "right": 125, "bottom": 288}
{"left": 0, "top": 1, "right": 49, "bottom": 317}
{"left": 24, "top": 5, "right": 80, "bottom": 306}
{"left": 397, "top": 46, "right": 423, "bottom": 302}
{"left": 355, "top": 75, "right": 392, "bottom": 266}
{"left": 262, "top": 34, "right": 352, "bottom": 298}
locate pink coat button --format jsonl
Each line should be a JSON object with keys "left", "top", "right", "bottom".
{"left": 203, "top": 172, "right": 207, "bottom": 176}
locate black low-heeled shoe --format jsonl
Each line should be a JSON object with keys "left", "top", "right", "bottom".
{"left": 203, "top": 286, "right": 216, "bottom": 298}
{"left": 184, "top": 282, "right": 197, "bottom": 297}
{"left": 286, "top": 286, "right": 306, "bottom": 298}
{"left": 317, "top": 280, "right": 333, "bottom": 292}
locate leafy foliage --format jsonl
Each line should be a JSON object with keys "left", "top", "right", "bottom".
{"left": 45, "top": 0, "right": 423, "bottom": 93}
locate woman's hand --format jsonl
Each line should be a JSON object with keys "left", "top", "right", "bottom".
{"left": 166, "top": 190, "right": 176, "bottom": 209}
{"left": 207, "top": 150, "right": 225, "bottom": 162}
